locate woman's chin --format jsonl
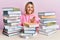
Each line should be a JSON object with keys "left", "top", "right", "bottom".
{"left": 27, "top": 12, "right": 32, "bottom": 14}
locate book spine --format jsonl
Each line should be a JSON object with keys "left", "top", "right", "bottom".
{"left": 3, "top": 19, "right": 20, "bottom": 23}
{"left": 40, "top": 19, "right": 56, "bottom": 22}
{"left": 39, "top": 29, "right": 55, "bottom": 32}
{"left": 40, "top": 19, "right": 56, "bottom": 21}
{"left": 40, "top": 15, "right": 56, "bottom": 19}
{"left": 9, "top": 15, "right": 21, "bottom": 17}
{"left": 8, "top": 33, "right": 19, "bottom": 36}
{"left": 39, "top": 30, "right": 56, "bottom": 36}
{"left": 24, "top": 30, "right": 36, "bottom": 34}
{"left": 38, "top": 12, "right": 55, "bottom": 16}
{"left": 24, "top": 27, "right": 36, "bottom": 30}
{"left": 40, "top": 20, "right": 56, "bottom": 24}
{"left": 4, "top": 26, "right": 22, "bottom": 29}
{"left": 3, "top": 16, "right": 20, "bottom": 20}
{"left": 5, "top": 11, "right": 21, "bottom": 15}
{"left": 3, "top": 30, "right": 19, "bottom": 34}
{"left": 41, "top": 24, "right": 59, "bottom": 29}
{"left": 20, "top": 33, "right": 33, "bottom": 37}
{"left": 3, "top": 7, "right": 20, "bottom": 11}
{"left": 3, "top": 8, "right": 14, "bottom": 11}
{"left": 8, "top": 11, "right": 21, "bottom": 14}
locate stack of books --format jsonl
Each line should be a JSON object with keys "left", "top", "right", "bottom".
{"left": 24, "top": 27, "right": 36, "bottom": 34}
{"left": 3, "top": 26, "right": 22, "bottom": 36}
{"left": 3, "top": 7, "right": 22, "bottom": 36}
{"left": 20, "top": 27, "right": 36, "bottom": 38}
{"left": 19, "top": 23, "right": 39, "bottom": 38}
{"left": 38, "top": 12, "right": 59, "bottom": 36}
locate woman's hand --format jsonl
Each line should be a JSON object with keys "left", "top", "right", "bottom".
{"left": 23, "top": 22, "right": 29, "bottom": 27}
{"left": 30, "top": 16, "right": 35, "bottom": 23}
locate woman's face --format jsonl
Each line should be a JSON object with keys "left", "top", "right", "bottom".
{"left": 26, "top": 4, "right": 34, "bottom": 14}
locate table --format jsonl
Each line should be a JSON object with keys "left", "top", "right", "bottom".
{"left": 0, "top": 30, "right": 60, "bottom": 40}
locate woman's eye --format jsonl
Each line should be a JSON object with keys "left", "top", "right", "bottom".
{"left": 27, "top": 6, "right": 30, "bottom": 8}
{"left": 31, "top": 7, "right": 33, "bottom": 8}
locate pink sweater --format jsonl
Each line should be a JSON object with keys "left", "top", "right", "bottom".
{"left": 20, "top": 13, "right": 40, "bottom": 26}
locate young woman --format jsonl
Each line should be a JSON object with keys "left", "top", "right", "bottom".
{"left": 20, "top": 2, "right": 40, "bottom": 33}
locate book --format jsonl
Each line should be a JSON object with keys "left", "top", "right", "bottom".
{"left": 3, "top": 16, "right": 20, "bottom": 20}
{"left": 3, "top": 32, "right": 19, "bottom": 36}
{"left": 24, "top": 27, "right": 36, "bottom": 31}
{"left": 40, "top": 24, "right": 59, "bottom": 29}
{"left": 40, "top": 18, "right": 56, "bottom": 21}
{"left": 40, "top": 22, "right": 56, "bottom": 26}
{"left": 7, "top": 11, "right": 21, "bottom": 14}
{"left": 3, "top": 15, "right": 21, "bottom": 17}
{"left": 4, "top": 26, "right": 22, "bottom": 31}
{"left": 4, "top": 25, "right": 22, "bottom": 29}
{"left": 3, "top": 11, "right": 21, "bottom": 15}
{"left": 24, "top": 30, "right": 36, "bottom": 34}
{"left": 40, "top": 19, "right": 56, "bottom": 23}
{"left": 3, "top": 28, "right": 15, "bottom": 32}
{"left": 3, "top": 7, "right": 20, "bottom": 11}
{"left": 19, "top": 33, "right": 33, "bottom": 38}
{"left": 4, "top": 23, "right": 19, "bottom": 26}
{"left": 38, "top": 12, "right": 55, "bottom": 16}
{"left": 3, "top": 30, "right": 19, "bottom": 34}
{"left": 40, "top": 20, "right": 56, "bottom": 24}
{"left": 40, "top": 15, "right": 56, "bottom": 19}
{"left": 3, "top": 13, "right": 21, "bottom": 17}
{"left": 39, "top": 29, "right": 56, "bottom": 32}
{"left": 7, "top": 14, "right": 20, "bottom": 17}
{"left": 3, "top": 19, "right": 20, "bottom": 23}
{"left": 14, "top": 26, "right": 22, "bottom": 30}
{"left": 39, "top": 30, "right": 56, "bottom": 36}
